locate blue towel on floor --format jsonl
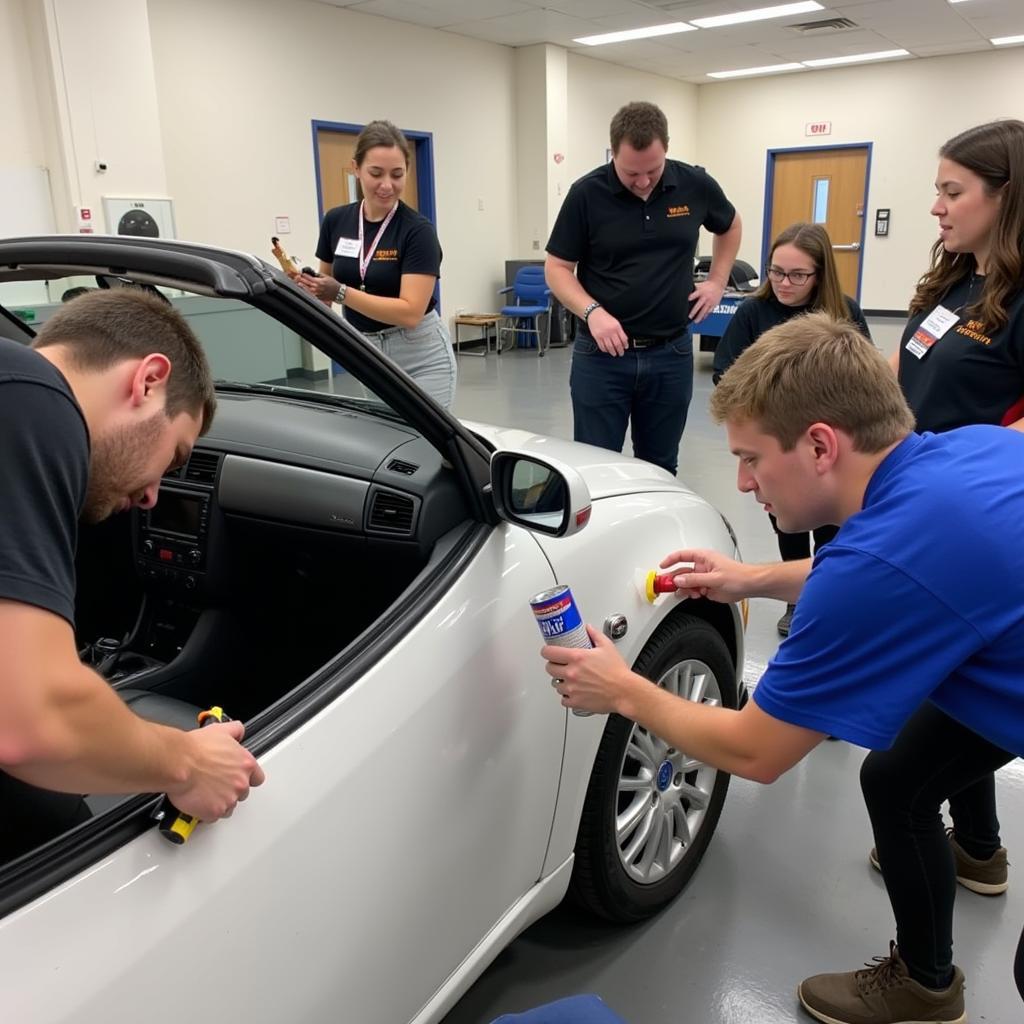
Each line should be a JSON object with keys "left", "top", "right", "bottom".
{"left": 489, "top": 994, "right": 628, "bottom": 1023}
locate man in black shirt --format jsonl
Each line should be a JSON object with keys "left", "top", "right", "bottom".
{"left": 0, "top": 290, "right": 264, "bottom": 862}
{"left": 546, "top": 101, "right": 742, "bottom": 475}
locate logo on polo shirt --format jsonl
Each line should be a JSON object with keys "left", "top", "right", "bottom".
{"left": 956, "top": 319, "right": 992, "bottom": 346}
{"left": 667, "top": 205, "right": 690, "bottom": 218}
{"left": 375, "top": 248, "right": 399, "bottom": 262}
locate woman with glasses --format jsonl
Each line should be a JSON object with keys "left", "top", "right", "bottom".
{"left": 713, "top": 222, "right": 870, "bottom": 635}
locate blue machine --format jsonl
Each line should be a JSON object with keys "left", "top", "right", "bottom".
{"left": 694, "top": 292, "right": 745, "bottom": 352}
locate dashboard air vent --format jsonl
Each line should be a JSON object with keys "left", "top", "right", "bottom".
{"left": 369, "top": 490, "right": 415, "bottom": 534}
{"left": 184, "top": 450, "right": 220, "bottom": 485}
{"left": 387, "top": 459, "right": 419, "bottom": 476}
{"left": 162, "top": 465, "right": 184, "bottom": 480}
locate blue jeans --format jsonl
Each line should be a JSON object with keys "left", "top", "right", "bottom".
{"left": 569, "top": 326, "right": 693, "bottom": 475}
{"left": 363, "top": 310, "right": 457, "bottom": 409}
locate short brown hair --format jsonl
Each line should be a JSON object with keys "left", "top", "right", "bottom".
{"left": 610, "top": 102, "right": 669, "bottom": 154}
{"left": 710, "top": 312, "right": 914, "bottom": 452}
{"left": 33, "top": 289, "right": 216, "bottom": 432}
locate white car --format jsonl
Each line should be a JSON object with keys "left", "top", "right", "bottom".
{"left": 0, "top": 237, "right": 745, "bottom": 1024}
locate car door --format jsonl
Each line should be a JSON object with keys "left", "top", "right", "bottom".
{"left": 0, "top": 523, "right": 565, "bottom": 1024}
{"left": 0, "top": 239, "right": 568, "bottom": 1022}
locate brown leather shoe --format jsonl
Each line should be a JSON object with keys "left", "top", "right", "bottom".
{"left": 870, "top": 827, "right": 1008, "bottom": 895}
{"left": 798, "top": 943, "right": 966, "bottom": 1024}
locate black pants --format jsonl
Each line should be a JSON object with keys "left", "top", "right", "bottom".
{"left": 769, "top": 515, "right": 839, "bottom": 562}
{"left": 860, "top": 703, "right": 1019, "bottom": 1001}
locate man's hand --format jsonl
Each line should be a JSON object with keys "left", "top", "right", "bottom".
{"left": 586, "top": 307, "right": 629, "bottom": 357}
{"left": 168, "top": 720, "right": 265, "bottom": 823}
{"left": 542, "top": 625, "right": 647, "bottom": 715}
{"left": 688, "top": 279, "right": 726, "bottom": 324}
{"left": 658, "top": 548, "right": 753, "bottom": 603}
{"left": 296, "top": 272, "right": 342, "bottom": 306}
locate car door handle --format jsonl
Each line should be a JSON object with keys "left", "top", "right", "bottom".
{"left": 832, "top": 242, "right": 861, "bottom": 252}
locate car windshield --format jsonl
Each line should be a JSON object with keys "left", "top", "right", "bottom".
{"left": 0, "top": 274, "right": 400, "bottom": 419}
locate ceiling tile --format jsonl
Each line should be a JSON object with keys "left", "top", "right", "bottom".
{"left": 346, "top": 0, "right": 452, "bottom": 28}
{"left": 443, "top": 9, "right": 602, "bottom": 45}
{"left": 329, "top": 0, "right": 1024, "bottom": 82}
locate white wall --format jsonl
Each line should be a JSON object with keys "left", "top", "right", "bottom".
{"left": 697, "top": 49, "right": 1024, "bottom": 311}
{"left": 51, "top": 0, "right": 168, "bottom": 213}
{"left": 566, "top": 52, "right": 698, "bottom": 187}
{"left": 0, "top": 0, "right": 45, "bottom": 169}
{"left": 147, "top": 0, "right": 518, "bottom": 319}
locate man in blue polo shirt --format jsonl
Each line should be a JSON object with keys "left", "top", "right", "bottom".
{"left": 545, "top": 101, "right": 742, "bottom": 476}
{"left": 541, "top": 313, "right": 1024, "bottom": 1024}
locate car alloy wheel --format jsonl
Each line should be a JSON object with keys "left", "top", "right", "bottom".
{"left": 569, "top": 613, "right": 738, "bottom": 923}
{"left": 615, "top": 657, "right": 722, "bottom": 884}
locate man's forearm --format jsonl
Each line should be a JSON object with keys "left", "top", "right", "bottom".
{"left": 744, "top": 557, "right": 811, "bottom": 603}
{"left": 4, "top": 663, "right": 193, "bottom": 797}
{"left": 619, "top": 678, "right": 768, "bottom": 781}
{"left": 544, "top": 263, "right": 593, "bottom": 318}
{"left": 707, "top": 215, "right": 742, "bottom": 287}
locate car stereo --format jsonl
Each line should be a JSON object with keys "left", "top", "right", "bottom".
{"left": 136, "top": 488, "right": 211, "bottom": 591}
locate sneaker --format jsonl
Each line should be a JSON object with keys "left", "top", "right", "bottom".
{"left": 869, "top": 827, "right": 1008, "bottom": 895}
{"left": 798, "top": 942, "right": 966, "bottom": 1024}
{"left": 777, "top": 603, "right": 796, "bottom": 636}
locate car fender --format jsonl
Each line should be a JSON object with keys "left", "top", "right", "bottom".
{"left": 529, "top": 490, "right": 745, "bottom": 877}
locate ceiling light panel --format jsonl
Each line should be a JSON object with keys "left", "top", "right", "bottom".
{"left": 803, "top": 48, "right": 910, "bottom": 66}
{"left": 707, "top": 62, "right": 805, "bottom": 77}
{"left": 573, "top": 22, "right": 697, "bottom": 45}
{"left": 691, "top": 2, "right": 824, "bottom": 30}
{"left": 992, "top": 35, "right": 1024, "bottom": 46}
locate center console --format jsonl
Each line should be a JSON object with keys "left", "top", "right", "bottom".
{"left": 135, "top": 486, "right": 212, "bottom": 594}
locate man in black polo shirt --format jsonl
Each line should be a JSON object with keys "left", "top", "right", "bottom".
{"left": 545, "top": 101, "right": 741, "bottom": 475}
{"left": 0, "top": 290, "right": 264, "bottom": 862}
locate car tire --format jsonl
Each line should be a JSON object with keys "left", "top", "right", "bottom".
{"left": 569, "top": 612, "right": 738, "bottom": 923}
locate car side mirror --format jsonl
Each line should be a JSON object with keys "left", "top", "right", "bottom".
{"left": 490, "top": 451, "right": 592, "bottom": 538}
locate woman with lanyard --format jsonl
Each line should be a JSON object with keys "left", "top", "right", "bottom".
{"left": 298, "top": 120, "right": 456, "bottom": 409}
{"left": 713, "top": 222, "right": 871, "bottom": 636}
{"left": 866, "top": 118, "right": 1024, "bottom": 1005}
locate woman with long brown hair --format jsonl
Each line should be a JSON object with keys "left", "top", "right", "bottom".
{"left": 297, "top": 120, "right": 456, "bottom": 408}
{"left": 859, "top": 118, "right": 1024, "bottom": 1023}
{"left": 714, "top": 222, "right": 871, "bottom": 635}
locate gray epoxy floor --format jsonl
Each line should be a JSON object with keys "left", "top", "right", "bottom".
{"left": 443, "top": 323, "right": 1024, "bottom": 1024}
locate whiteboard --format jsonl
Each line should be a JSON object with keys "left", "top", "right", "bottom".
{"left": 0, "top": 166, "right": 57, "bottom": 237}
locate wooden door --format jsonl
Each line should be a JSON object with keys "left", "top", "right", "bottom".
{"left": 769, "top": 147, "right": 868, "bottom": 298}
{"left": 316, "top": 128, "right": 419, "bottom": 215}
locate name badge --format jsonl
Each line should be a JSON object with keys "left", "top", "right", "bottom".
{"left": 335, "top": 237, "right": 360, "bottom": 258}
{"left": 905, "top": 304, "right": 959, "bottom": 360}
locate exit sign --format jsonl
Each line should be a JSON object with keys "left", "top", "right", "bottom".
{"left": 805, "top": 121, "right": 832, "bottom": 137}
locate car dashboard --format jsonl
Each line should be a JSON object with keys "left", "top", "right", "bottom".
{"left": 76, "top": 390, "right": 472, "bottom": 723}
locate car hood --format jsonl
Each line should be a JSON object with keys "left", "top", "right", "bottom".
{"left": 463, "top": 421, "right": 695, "bottom": 500}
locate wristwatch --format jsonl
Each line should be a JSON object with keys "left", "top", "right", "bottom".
{"left": 336, "top": 282, "right": 347, "bottom": 304}
{"left": 582, "top": 301, "right": 601, "bottom": 323}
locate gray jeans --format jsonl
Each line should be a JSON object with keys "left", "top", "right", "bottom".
{"left": 364, "top": 309, "right": 457, "bottom": 409}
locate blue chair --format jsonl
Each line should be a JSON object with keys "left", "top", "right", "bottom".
{"left": 498, "top": 265, "right": 552, "bottom": 357}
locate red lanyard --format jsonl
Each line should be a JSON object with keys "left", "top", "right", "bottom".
{"left": 358, "top": 200, "right": 398, "bottom": 290}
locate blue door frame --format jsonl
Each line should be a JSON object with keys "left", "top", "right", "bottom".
{"left": 310, "top": 119, "right": 437, "bottom": 225}
{"left": 761, "top": 142, "right": 873, "bottom": 304}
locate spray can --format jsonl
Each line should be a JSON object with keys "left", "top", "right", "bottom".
{"left": 529, "top": 585, "right": 594, "bottom": 717}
